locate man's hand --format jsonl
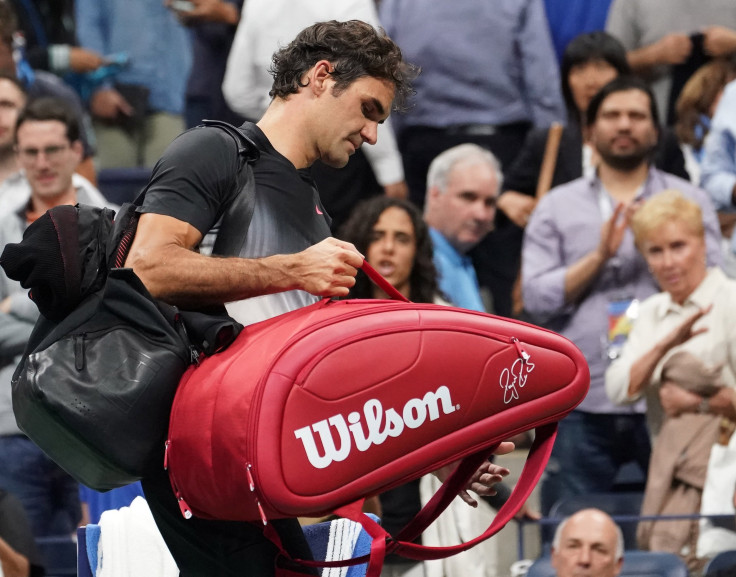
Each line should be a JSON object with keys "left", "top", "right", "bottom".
{"left": 653, "top": 33, "right": 692, "bottom": 65}
{"left": 89, "top": 88, "right": 134, "bottom": 120}
{"left": 659, "top": 381, "right": 701, "bottom": 417}
{"left": 497, "top": 191, "right": 536, "bottom": 228}
{"left": 291, "top": 238, "right": 364, "bottom": 297}
{"left": 703, "top": 26, "right": 736, "bottom": 58}
{"left": 433, "top": 441, "right": 514, "bottom": 508}
{"left": 597, "top": 203, "right": 630, "bottom": 261}
{"left": 68, "top": 47, "right": 106, "bottom": 73}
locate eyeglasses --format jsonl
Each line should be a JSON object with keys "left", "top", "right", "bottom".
{"left": 17, "top": 144, "right": 70, "bottom": 163}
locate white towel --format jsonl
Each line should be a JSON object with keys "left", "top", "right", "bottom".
{"left": 97, "top": 496, "right": 179, "bottom": 577}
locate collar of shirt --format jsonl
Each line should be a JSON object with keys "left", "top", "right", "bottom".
{"left": 656, "top": 266, "right": 726, "bottom": 318}
{"left": 429, "top": 227, "right": 471, "bottom": 266}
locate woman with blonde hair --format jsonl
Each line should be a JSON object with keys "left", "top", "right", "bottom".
{"left": 606, "top": 189, "right": 736, "bottom": 566}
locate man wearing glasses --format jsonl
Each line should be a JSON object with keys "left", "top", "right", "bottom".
{"left": 0, "top": 96, "right": 111, "bottom": 538}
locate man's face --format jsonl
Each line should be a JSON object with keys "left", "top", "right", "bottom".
{"left": 311, "top": 74, "right": 395, "bottom": 169}
{"left": 426, "top": 161, "right": 498, "bottom": 253}
{"left": 589, "top": 89, "right": 658, "bottom": 171}
{"left": 551, "top": 511, "right": 623, "bottom": 577}
{"left": 16, "top": 119, "right": 82, "bottom": 200}
{"left": 0, "top": 78, "right": 24, "bottom": 153}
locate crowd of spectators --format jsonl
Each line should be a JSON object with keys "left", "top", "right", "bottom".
{"left": 1, "top": 0, "right": 736, "bottom": 575}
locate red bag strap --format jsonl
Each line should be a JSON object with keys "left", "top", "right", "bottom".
{"left": 360, "top": 260, "right": 410, "bottom": 303}
{"left": 270, "top": 422, "right": 557, "bottom": 576}
{"left": 390, "top": 421, "right": 557, "bottom": 560}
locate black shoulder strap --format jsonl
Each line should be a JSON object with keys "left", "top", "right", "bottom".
{"left": 200, "top": 119, "right": 260, "bottom": 165}
{"left": 201, "top": 119, "right": 259, "bottom": 257}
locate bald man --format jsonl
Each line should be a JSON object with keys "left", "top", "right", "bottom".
{"left": 551, "top": 508, "right": 624, "bottom": 577}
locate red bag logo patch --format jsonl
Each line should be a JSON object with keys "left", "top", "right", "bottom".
{"left": 294, "top": 385, "right": 459, "bottom": 469}
{"left": 499, "top": 352, "right": 535, "bottom": 405}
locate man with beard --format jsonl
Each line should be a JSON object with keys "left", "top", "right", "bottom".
{"left": 521, "top": 76, "right": 723, "bottom": 519}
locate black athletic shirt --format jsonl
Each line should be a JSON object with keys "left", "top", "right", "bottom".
{"left": 140, "top": 122, "right": 332, "bottom": 325}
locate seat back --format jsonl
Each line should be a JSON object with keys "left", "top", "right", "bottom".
{"left": 97, "top": 167, "right": 152, "bottom": 205}
{"left": 35, "top": 535, "right": 77, "bottom": 577}
{"left": 527, "top": 551, "right": 688, "bottom": 577}
{"left": 704, "top": 549, "right": 736, "bottom": 576}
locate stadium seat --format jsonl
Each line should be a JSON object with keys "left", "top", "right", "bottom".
{"left": 547, "top": 492, "right": 644, "bottom": 550}
{"left": 35, "top": 535, "right": 77, "bottom": 577}
{"left": 97, "top": 167, "right": 152, "bottom": 205}
{"left": 704, "top": 549, "right": 736, "bottom": 576}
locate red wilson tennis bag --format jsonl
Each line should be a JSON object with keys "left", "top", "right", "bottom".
{"left": 165, "top": 262, "right": 589, "bottom": 574}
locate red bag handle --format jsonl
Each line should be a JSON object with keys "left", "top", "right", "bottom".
{"left": 359, "top": 260, "right": 410, "bottom": 303}
{"left": 270, "top": 422, "right": 558, "bottom": 577}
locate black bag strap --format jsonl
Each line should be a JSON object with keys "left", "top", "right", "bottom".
{"left": 113, "top": 120, "right": 260, "bottom": 267}
{"left": 200, "top": 120, "right": 260, "bottom": 257}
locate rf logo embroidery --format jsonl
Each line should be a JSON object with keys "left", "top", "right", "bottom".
{"left": 500, "top": 352, "right": 535, "bottom": 405}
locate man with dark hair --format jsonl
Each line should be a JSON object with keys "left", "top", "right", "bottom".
{"left": 222, "top": 1, "right": 409, "bottom": 232}
{"left": 124, "top": 19, "right": 509, "bottom": 576}
{"left": 0, "top": 96, "right": 111, "bottom": 538}
{"left": 522, "top": 76, "right": 723, "bottom": 522}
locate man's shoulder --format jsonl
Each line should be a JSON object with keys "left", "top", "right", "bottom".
{"left": 538, "top": 176, "right": 591, "bottom": 209}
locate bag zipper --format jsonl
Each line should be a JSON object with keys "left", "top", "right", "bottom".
{"left": 295, "top": 322, "right": 527, "bottom": 385}
{"left": 164, "top": 440, "right": 193, "bottom": 519}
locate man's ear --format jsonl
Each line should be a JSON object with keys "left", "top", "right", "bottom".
{"left": 427, "top": 185, "right": 442, "bottom": 206}
{"left": 310, "top": 60, "right": 334, "bottom": 96}
{"left": 71, "top": 140, "right": 84, "bottom": 165}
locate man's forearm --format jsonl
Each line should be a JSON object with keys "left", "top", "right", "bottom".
{"left": 129, "top": 244, "right": 300, "bottom": 308}
{"left": 563, "top": 250, "right": 605, "bottom": 305}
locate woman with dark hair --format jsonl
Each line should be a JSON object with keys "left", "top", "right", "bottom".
{"left": 497, "top": 31, "right": 688, "bottom": 228}
{"left": 339, "top": 196, "right": 533, "bottom": 577}
{"left": 339, "top": 195, "right": 441, "bottom": 304}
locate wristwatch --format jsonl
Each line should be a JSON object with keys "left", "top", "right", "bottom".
{"left": 698, "top": 397, "right": 710, "bottom": 414}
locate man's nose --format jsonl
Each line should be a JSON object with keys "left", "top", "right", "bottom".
{"left": 361, "top": 121, "right": 378, "bottom": 146}
{"left": 577, "top": 546, "right": 592, "bottom": 566}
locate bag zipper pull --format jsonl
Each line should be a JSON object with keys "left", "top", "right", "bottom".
{"left": 174, "top": 311, "right": 201, "bottom": 366}
{"left": 246, "top": 463, "right": 268, "bottom": 526}
{"left": 511, "top": 337, "right": 530, "bottom": 364}
{"left": 164, "top": 440, "right": 170, "bottom": 470}
{"left": 176, "top": 492, "right": 192, "bottom": 519}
